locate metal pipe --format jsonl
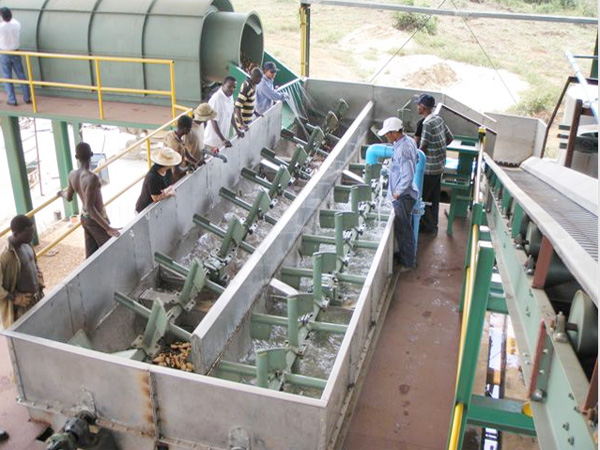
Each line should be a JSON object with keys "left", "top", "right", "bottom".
{"left": 252, "top": 313, "right": 287, "bottom": 327}
{"left": 113, "top": 292, "right": 191, "bottom": 342}
{"left": 304, "top": 0, "right": 597, "bottom": 24}
{"left": 217, "top": 361, "right": 256, "bottom": 377}
{"left": 288, "top": 296, "right": 300, "bottom": 348}
{"left": 335, "top": 213, "right": 344, "bottom": 257}
{"left": 284, "top": 372, "right": 327, "bottom": 390}
{"left": 565, "top": 50, "right": 598, "bottom": 122}
{"left": 308, "top": 321, "right": 347, "bottom": 334}
{"left": 313, "top": 254, "right": 323, "bottom": 303}
{"left": 24, "top": 54, "right": 37, "bottom": 113}
{"left": 94, "top": 59, "right": 104, "bottom": 120}
{"left": 447, "top": 403, "right": 464, "bottom": 450}
{"left": 256, "top": 350, "right": 269, "bottom": 388}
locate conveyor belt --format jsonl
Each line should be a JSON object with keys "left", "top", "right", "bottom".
{"left": 506, "top": 169, "right": 598, "bottom": 261}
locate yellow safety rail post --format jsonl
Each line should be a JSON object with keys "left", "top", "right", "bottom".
{"left": 94, "top": 59, "right": 104, "bottom": 120}
{"left": 24, "top": 54, "right": 37, "bottom": 113}
{"left": 447, "top": 128, "right": 496, "bottom": 450}
{"left": 0, "top": 108, "right": 192, "bottom": 247}
{"left": 0, "top": 50, "right": 177, "bottom": 121}
{"left": 299, "top": 3, "right": 310, "bottom": 77}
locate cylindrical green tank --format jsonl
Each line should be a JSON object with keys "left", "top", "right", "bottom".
{"left": 2, "top": 0, "right": 263, "bottom": 104}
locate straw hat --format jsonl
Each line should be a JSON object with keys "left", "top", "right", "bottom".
{"left": 193, "top": 103, "right": 217, "bottom": 121}
{"left": 151, "top": 147, "right": 182, "bottom": 167}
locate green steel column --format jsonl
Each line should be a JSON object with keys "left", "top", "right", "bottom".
{"left": 256, "top": 350, "right": 269, "bottom": 388}
{"left": 447, "top": 243, "right": 495, "bottom": 450}
{"left": 2, "top": 116, "right": 38, "bottom": 244}
{"left": 459, "top": 203, "right": 483, "bottom": 312}
{"left": 287, "top": 296, "right": 299, "bottom": 348}
{"left": 313, "top": 254, "right": 323, "bottom": 303}
{"left": 350, "top": 188, "right": 359, "bottom": 213}
{"left": 52, "top": 120, "right": 78, "bottom": 217}
{"left": 335, "top": 213, "right": 344, "bottom": 257}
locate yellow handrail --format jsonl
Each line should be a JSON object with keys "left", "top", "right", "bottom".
{"left": 36, "top": 172, "right": 147, "bottom": 258}
{"left": 0, "top": 108, "right": 193, "bottom": 242}
{"left": 0, "top": 50, "right": 178, "bottom": 121}
{"left": 448, "top": 403, "right": 464, "bottom": 450}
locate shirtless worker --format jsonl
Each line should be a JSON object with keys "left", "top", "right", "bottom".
{"left": 0, "top": 215, "right": 44, "bottom": 329}
{"left": 59, "top": 142, "right": 120, "bottom": 258}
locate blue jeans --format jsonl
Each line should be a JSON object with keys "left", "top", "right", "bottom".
{"left": 393, "top": 194, "right": 416, "bottom": 267}
{"left": 1, "top": 54, "right": 31, "bottom": 104}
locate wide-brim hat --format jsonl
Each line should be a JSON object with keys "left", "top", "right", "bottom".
{"left": 194, "top": 103, "right": 217, "bottom": 121}
{"left": 152, "top": 147, "right": 182, "bottom": 166}
{"left": 377, "top": 117, "right": 404, "bottom": 136}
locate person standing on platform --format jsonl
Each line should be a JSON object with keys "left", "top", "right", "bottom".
{"left": 0, "top": 7, "right": 31, "bottom": 106}
{"left": 0, "top": 215, "right": 44, "bottom": 329}
{"left": 204, "top": 76, "right": 245, "bottom": 151}
{"left": 416, "top": 94, "right": 453, "bottom": 235}
{"left": 378, "top": 117, "right": 419, "bottom": 271}
{"left": 135, "top": 147, "right": 181, "bottom": 213}
{"left": 234, "top": 67, "right": 263, "bottom": 131}
{"left": 255, "top": 61, "right": 289, "bottom": 115}
{"left": 59, "top": 142, "right": 120, "bottom": 258}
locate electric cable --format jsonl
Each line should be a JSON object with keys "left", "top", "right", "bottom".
{"left": 449, "top": 0, "right": 524, "bottom": 114}
{"left": 369, "top": 0, "right": 449, "bottom": 83}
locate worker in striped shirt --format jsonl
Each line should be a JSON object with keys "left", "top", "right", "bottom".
{"left": 416, "top": 94, "right": 453, "bottom": 235}
{"left": 234, "top": 68, "right": 263, "bottom": 131}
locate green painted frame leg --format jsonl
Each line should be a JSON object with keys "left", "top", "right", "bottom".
{"left": 2, "top": 116, "right": 38, "bottom": 244}
{"left": 447, "top": 243, "right": 495, "bottom": 450}
{"left": 458, "top": 203, "right": 483, "bottom": 312}
{"left": 52, "top": 120, "right": 78, "bottom": 218}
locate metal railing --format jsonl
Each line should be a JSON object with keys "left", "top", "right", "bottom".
{"left": 0, "top": 108, "right": 193, "bottom": 256}
{"left": 447, "top": 127, "right": 487, "bottom": 450}
{"left": 0, "top": 50, "right": 188, "bottom": 120}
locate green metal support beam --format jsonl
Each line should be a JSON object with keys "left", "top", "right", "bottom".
{"left": 52, "top": 120, "right": 78, "bottom": 217}
{"left": 447, "top": 241, "right": 495, "bottom": 450}
{"left": 467, "top": 395, "right": 536, "bottom": 437}
{"left": 2, "top": 115, "right": 38, "bottom": 244}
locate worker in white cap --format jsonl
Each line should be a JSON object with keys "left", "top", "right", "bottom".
{"left": 378, "top": 117, "right": 419, "bottom": 271}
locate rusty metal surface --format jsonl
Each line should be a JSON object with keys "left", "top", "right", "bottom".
{"left": 505, "top": 169, "right": 598, "bottom": 261}
{"left": 344, "top": 206, "right": 466, "bottom": 449}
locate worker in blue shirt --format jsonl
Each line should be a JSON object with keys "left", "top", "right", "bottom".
{"left": 378, "top": 117, "right": 419, "bottom": 271}
{"left": 255, "top": 61, "right": 289, "bottom": 115}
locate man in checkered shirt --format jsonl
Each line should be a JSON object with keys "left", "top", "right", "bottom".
{"left": 417, "top": 94, "right": 453, "bottom": 235}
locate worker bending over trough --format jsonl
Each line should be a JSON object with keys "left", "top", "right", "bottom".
{"left": 135, "top": 147, "right": 181, "bottom": 213}
{"left": 378, "top": 117, "right": 419, "bottom": 271}
{"left": 164, "top": 115, "right": 200, "bottom": 181}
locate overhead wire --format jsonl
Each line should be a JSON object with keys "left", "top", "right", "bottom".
{"left": 449, "top": 0, "right": 525, "bottom": 114}
{"left": 369, "top": 0, "right": 449, "bottom": 83}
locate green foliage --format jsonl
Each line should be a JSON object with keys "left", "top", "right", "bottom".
{"left": 393, "top": 1, "right": 438, "bottom": 35}
{"left": 508, "top": 89, "right": 556, "bottom": 119}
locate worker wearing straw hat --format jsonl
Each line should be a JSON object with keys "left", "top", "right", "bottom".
{"left": 188, "top": 102, "right": 217, "bottom": 164}
{"left": 135, "top": 147, "right": 181, "bottom": 213}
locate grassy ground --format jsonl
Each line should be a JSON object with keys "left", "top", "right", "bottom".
{"left": 234, "top": 0, "right": 597, "bottom": 119}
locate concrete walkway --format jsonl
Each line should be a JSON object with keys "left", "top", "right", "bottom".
{"left": 345, "top": 205, "right": 467, "bottom": 449}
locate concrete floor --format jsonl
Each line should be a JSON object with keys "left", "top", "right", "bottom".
{"left": 344, "top": 205, "right": 467, "bottom": 449}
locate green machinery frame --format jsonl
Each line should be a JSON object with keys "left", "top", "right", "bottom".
{"left": 447, "top": 156, "right": 597, "bottom": 448}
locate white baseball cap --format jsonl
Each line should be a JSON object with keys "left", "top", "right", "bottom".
{"left": 377, "top": 117, "right": 403, "bottom": 136}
